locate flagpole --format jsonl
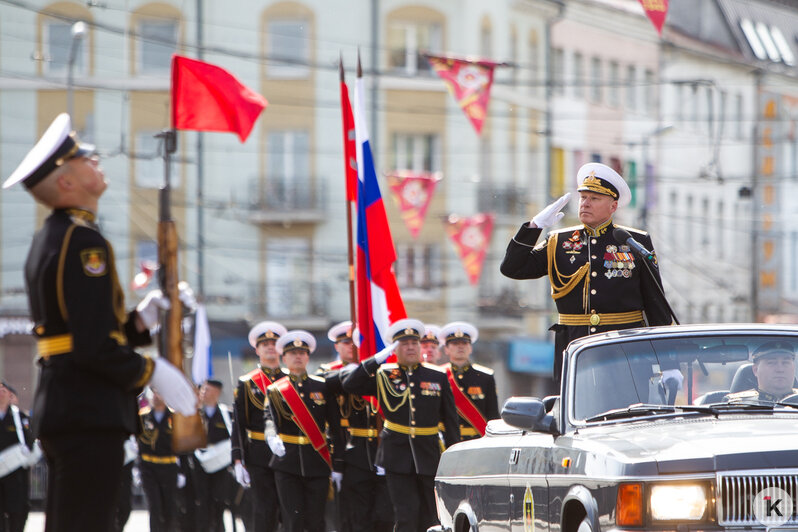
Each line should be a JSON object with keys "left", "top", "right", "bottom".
{"left": 340, "top": 55, "right": 359, "bottom": 358}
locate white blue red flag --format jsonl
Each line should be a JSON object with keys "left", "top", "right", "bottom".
{"left": 354, "top": 74, "right": 407, "bottom": 359}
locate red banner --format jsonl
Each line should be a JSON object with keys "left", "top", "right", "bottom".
{"left": 444, "top": 213, "right": 494, "bottom": 285}
{"left": 426, "top": 55, "right": 498, "bottom": 135}
{"left": 638, "top": 0, "right": 668, "bottom": 35}
{"left": 386, "top": 171, "right": 441, "bottom": 238}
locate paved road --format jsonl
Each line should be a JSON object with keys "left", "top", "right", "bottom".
{"left": 24, "top": 510, "right": 247, "bottom": 531}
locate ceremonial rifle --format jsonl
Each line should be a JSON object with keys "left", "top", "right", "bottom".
{"left": 156, "top": 129, "right": 207, "bottom": 453}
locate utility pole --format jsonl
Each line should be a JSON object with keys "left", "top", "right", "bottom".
{"left": 196, "top": 0, "right": 205, "bottom": 297}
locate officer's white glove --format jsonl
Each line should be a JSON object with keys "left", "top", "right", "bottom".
{"left": 331, "top": 471, "right": 343, "bottom": 491}
{"left": 375, "top": 465, "right": 386, "bottom": 476}
{"left": 123, "top": 437, "right": 138, "bottom": 466}
{"left": 149, "top": 358, "right": 197, "bottom": 416}
{"left": 659, "top": 369, "right": 684, "bottom": 391}
{"left": 531, "top": 193, "right": 571, "bottom": 228}
{"left": 177, "top": 281, "right": 197, "bottom": 312}
{"left": 132, "top": 466, "right": 142, "bottom": 487}
{"left": 375, "top": 341, "right": 399, "bottom": 364}
{"left": 177, "top": 473, "right": 186, "bottom": 489}
{"left": 267, "top": 435, "right": 286, "bottom": 457}
{"left": 234, "top": 462, "right": 250, "bottom": 487}
{"left": 136, "top": 289, "right": 170, "bottom": 329}
{"left": 26, "top": 441, "right": 43, "bottom": 468}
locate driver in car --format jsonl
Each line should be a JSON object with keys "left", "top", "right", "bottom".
{"left": 725, "top": 341, "right": 798, "bottom": 403}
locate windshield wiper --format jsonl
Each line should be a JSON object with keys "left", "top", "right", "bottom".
{"left": 584, "top": 402, "right": 769, "bottom": 423}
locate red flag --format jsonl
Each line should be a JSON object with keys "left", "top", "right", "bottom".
{"left": 171, "top": 55, "right": 268, "bottom": 142}
{"left": 427, "top": 55, "right": 499, "bottom": 135}
{"left": 386, "top": 171, "right": 441, "bottom": 238}
{"left": 340, "top": 72, "right": 358, "bottom": 203}
{"left": 445, "top": 213, "right": 495, "bottom": 285}
{"left": 638, "top": 0, "right": 668, "bottom": 35}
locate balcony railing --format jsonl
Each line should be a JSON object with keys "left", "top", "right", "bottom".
{"left": 246, "top": 177, "right": 325, "bottom": 224}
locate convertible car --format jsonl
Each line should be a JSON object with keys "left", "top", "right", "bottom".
{"left": 432, "top": 324, "right": 798, "bottom": 532}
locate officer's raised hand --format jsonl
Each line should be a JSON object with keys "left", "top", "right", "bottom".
{"left": 530, "top": 192, "right": 571, "bottom": 228}
{"left": 375, "top": 341, "right": 399, "bottom": 364}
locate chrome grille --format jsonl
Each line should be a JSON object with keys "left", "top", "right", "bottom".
{"left": 717, "top": 471, "right": 798, "bottom": 526}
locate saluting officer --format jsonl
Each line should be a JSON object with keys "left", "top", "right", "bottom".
{"left": 320, "top": 321, "right": 393, "bottom": 532}
{"left": 500, "top": 163, "right": 671, "bottom": 384}
{"left": 420, "top": 324, "right": 442, "bottom": 364}
{"left": 265, "top": 330, "right": 342, "bottom": 532}
{"left": 342, "top": 318, "right": 460, "bottom": 532}
{"left": 726, "top": 342, "right": 798, "bottom": 404}
{"left": 3, "top": 113, "right": 196, "bottom": 532}
{"left": 231, "top": 321, "right": 287, "bottom": 532}
{"left": 138, "top": 391, "right": 179, "bottom": 532}
{"left": 439, "top": 322, "right": 499, "bottom": 441}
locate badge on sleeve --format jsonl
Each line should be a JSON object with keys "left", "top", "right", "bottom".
{"left": 80, "top": 248, "right": 107, "bottom": 277}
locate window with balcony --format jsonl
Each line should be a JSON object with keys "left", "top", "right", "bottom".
{"left": 590, "top": 56, "right": 602, "bottom": 103}
{"left": 44, "top": 20, "right": 87, "bottom": 75}
{"left": 265, "top": 238, "right": 312, "bottom": 317}
{"left": 391, "top": 133, "right": 440, "bottom": 172}
{"left": 625, "top": 64, "right": 636, "bottom": 111}
{"left": 387, "top": 21, "right": 442, "bottom": 75}
{"left": 552, "top": 48, "right": 565, "bottom": 96}
{"left": 266, "top": 130, "right": 311, "bottom": 208}
{"left": 138, "top": 19, "right": 177, "bottom": 74}
{"left": 573, "top": 52, "right": 584, "bottom": 98}
{"left": 396, "top": 243, "right": 441, "bottom": 292}
{"left": 267, "top": 19, "right": 310, "bottom": 78}
{"left": 608, "top": 60, "right": 619, "bottom": 107}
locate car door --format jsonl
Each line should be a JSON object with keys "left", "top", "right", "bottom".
{"left": 508, "top": 431, "right": 555, "bottom": 532}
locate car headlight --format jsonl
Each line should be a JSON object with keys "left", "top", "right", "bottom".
{"left": 650, "top": 484, "right": 707, "bottom": 521}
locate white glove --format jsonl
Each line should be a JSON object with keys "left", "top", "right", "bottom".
{"left": 123, "top": 437, "right": 138, "bottom": 466}
{"left": 331, "top": 471, "right": 343, "bottom": 491}
{"left": 267, "top": 435, "right": 286, "bottom": 457}
{"left": 375, "top": 465, "right": 386, "bottom": 476}
{"left": 132, "top": 466, "right": 142, "bottom": 487}
{"left": 136, "top": 289, "right": 170, "bottom": 329}
{"left": 177, "top": 473, "right": 186, "bottom": 489}
{"left": 375, "top": 341, "right": 399, "bottom": 364}
{"left": 531, "top": 193, "right": 571, "bottom": 228}
{"left": 659, "top": 369, "right": 684, "bottom": 391}
{"left": 149, "top": 358, "right": 197, "bottom": 416}
{"left": 234, "top": 462, "right": 250, "bottom": 487}
{"left": 177, "top": 281, "right": 197, "bottom": 312}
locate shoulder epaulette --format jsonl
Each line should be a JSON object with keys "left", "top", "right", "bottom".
{"left": 551, "top": 224, "right": 583, "bottom": 235}
{"left": 422, "top": 362, "right": 447, "bottom": 373}
{"left": 379, "top": 363, "right": 398, "bottom": 372}
{"left": 309, "top": 374, "right": 325, "bottom": 383}
{"left": 472, "top": 363, "right": 495, "bottom": 375}
{"left": 614, "top": 223, "right": 649, "bottom": 236}
{"left": 139, "top": 406, "right": 152, "bottom": 415}
{"left": 240, "top": 368, "right": 260, "bottom": 381}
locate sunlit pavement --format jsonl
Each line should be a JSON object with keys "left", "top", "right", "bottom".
{"left": 24, "top": 510, "right": 248, "bottom": 531}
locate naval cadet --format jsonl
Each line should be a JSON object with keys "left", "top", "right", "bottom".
{"left": 138, "top": 391, "right": 179, "bottom": 532}
{"left": 3, "top": 113, "right": 197, "bottom": 532}
{"left": 500, "top": 162, "right": 672, "bottom": 384}
{"left": 342, "top": 318, "right": 460, "bottom": 532}
{"left": 264, "top": 330, "right": 342, "bottom": 532}
{"left": 0, "top": 381, "right": 34, "bottom": 532}
{"left": 231, "top": 320, "right": 288, "bottom": 532}
{"left": 726, "top": 342, "right": 798, "bottom": 404}
{"left": 439, "top": 322, "right": 499, "bottom": 440}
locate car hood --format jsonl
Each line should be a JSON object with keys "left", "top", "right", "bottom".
{"left": 571, "top": 414, "right": 798, "bottom": 474}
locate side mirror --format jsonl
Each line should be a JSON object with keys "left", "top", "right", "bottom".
{"left": 501, "top": 397, "right": 557, "bottom": 434}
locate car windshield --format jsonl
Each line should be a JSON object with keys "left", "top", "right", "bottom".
{"left": 571, "top": 334, "right": 798, "bottom": 421}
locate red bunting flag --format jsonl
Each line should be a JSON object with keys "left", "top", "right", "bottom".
{"left": 171, "top": 55, "right": 268, "bottom": 142}
{"left": 444, "top": 213, "right": 495, "bottom": 285}
{"left": 638, "top": 0, "right": 668, "bottom": 35}
{"left": 340, "top": 67, "right": 357, "bottom": 203}
{"left": 427, "top": 55, "right": 499, "bottom": 135}
{"left": 386, "top": 171, "right": 441, "bottom": 238}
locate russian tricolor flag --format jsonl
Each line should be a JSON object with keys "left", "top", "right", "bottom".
{"left": 353, "top": 74, "right": 406, "bottom": 359}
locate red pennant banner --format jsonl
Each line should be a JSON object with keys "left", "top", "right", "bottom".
{"left": 444, "top": 213, "right": 495, "bottom": 285}
{"left": 426, "top": 55, "right": 498, "bottom": 135}
{"left": 638, "top": 0, "right": 668, "bottom": 35}
{"left": 386, "top": 171, "right": 442, "bottom": 238}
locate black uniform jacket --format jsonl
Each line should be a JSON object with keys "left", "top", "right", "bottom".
{"left": 321, "top": 364, "right": 380, "bottom": 472}
{"left": 265, "top": 373, "right": 342, "bottom": 478}
{"left": 500, "top": 220, "right": 672, "bottom": 380}
{"left": 138, "top": 407, "right": 175, "bottom": 462}
{"left": 25, "top": 209, "right": 154, "bottom": 438}
{"left": 447, "top": 362, "right": 499, "bottom": 441}
{"left": 231, "top": 365, "right": 286, "bottom": 467}
{"left": 342, "top": 357, "right": 460, "bottom": 476}
{"left": 0, "top": 406, "right": 34, "bottom": 452}
{"left": 202, "top": 404, "right": 231, "bottom": 445}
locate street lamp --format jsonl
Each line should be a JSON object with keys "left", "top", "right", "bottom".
{"left": 67, "top": 21, "right": 86, "bottom": 118}
{"left": 638, "top": 124, "right": 674, "bottom": 228}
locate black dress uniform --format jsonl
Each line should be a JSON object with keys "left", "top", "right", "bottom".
{"left": 321, "top": 365, "right": 393, "bottom": 532}
{"left": 26, "top": 207, "right": 155, "bottom": 532}
{"left": 231, "top": 366, "right": 286, "bottom": 531}
{"left": 447, "top": 362, "right": 499, "bottom": 441}
{"left": 342, "top": 356, "right": 460, "bottom": 532}
{"left": 138, "top": 406, "right": 178, "bottom": 532}
{"left": 195, "top": 404, "right": 234, "bottom": 532}
{"left": 265, "top": 372, "right": 341, "bottom": 532}
{"left": 0, "top": 405, "right": 34, "bottom": 532}
{"left": 500, "top": 219, "right": 671, "bottom": 383}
